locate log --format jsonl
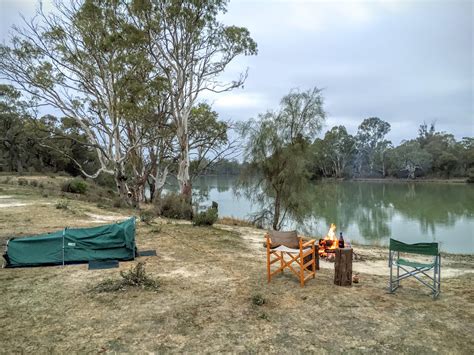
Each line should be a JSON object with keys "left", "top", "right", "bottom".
{"left": 334, "top": 248, "right": 353, "bottom": 286}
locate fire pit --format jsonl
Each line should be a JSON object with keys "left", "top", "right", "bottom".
{"left": 318, "top": 223, "right": 348, "bottom": 261}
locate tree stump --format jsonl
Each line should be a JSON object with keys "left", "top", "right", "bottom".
{"left": 334, "top": 248, "right": 352, "bottom": 286}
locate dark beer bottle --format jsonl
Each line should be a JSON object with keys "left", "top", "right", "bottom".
{"left": 338, "top": 232, "right": 345, "bottom": 248}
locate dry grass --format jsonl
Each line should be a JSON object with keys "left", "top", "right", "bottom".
{"left": 0, "top": 182, "right": 473, "bottom": 353}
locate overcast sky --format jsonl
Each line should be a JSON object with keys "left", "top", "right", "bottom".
{"left": 1, "top": 0, "right": 472, "bottom": 144}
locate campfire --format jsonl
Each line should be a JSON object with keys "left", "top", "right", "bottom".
{"left": 318, "top": 223, "right": 343, "bottom": 259}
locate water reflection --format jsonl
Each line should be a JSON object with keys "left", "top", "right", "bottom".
{"left": 191, "top": 177, "right": 474, "bottom": 253}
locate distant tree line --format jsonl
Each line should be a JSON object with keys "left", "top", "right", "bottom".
{"left": 311, "top": 118, "right": 473, "bottom": 180}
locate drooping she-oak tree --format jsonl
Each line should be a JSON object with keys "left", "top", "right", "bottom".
{"left": 239, "top": 87, "right": 326, "bottom": 230}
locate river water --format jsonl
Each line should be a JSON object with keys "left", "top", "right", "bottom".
{"left": 186, "top": 176, "right": 474, "bottom": 254}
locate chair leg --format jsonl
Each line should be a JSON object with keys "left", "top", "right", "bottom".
{"left": 389, "top": 252, "right": 393, "bottom": 293}
{"left": 267, "top": 250, "right": 271, "bottom": 283}
{"left": 312, "top": 247, "right": 316, "bottom": 279}
{"left": 300, "top": 252, "right": 304, "bottom": 287}
{"left": 280, "top": 251, "right": 284, "bottom": 273}
{"left": 438, "top": 257, "right": 441, "bottom": 293}
{"left": 433, "top": 256, "right": 441, "bottom": 299}
{"left": 396, "top": 252, "right": 400, "bottom": 288}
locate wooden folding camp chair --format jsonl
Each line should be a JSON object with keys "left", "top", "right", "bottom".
{"left": 265, "top": 230, "right": 316, "bottom": 287}
{"left": 388, "top": 238, "right": 441, "bottom": 299}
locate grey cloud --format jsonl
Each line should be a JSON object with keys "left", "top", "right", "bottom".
{"left": 1, "top": 0, "right": 472, "bottom": 144}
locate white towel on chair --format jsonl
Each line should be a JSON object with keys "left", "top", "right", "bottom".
{"left": 273, "top": 245, "right": 311, "bottom": 254}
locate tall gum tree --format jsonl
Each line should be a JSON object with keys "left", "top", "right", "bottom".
{"left": 0, "top": 0, "right": 161, "bottom": 206}
{"left": 129, "top": 0, "right": 257, "bottom": 201}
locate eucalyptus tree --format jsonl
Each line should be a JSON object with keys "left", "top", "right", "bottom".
{"left": 0, "top": 85, "right": 29, "bottom": 172}
{"left": 388, "top": 140, "right": 432, "bottom": 179}
{"left": 0, "top": 85, "right": 98, "bottom": 174}
{"left": 240, "top": 88, "right": 326, "bottom": 230}
{"left": 355, "top": 117, "right": 391, "bottom": 176}
{"left": 313, "top": 125, "right": 356, "bottom": 178}
{"left": 0, "top": 0, "right": 162, "bottom": 205}
{"left": 129, "top": 0, "right": 258, "bottom": 201}
{"left": 188, "top": 103, "right": 240, "bottom": 180}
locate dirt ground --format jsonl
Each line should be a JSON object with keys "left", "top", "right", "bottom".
{"left": 0, "top": 183, "right": 473, "bottom": 353}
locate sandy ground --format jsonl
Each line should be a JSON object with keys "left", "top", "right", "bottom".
{"left": 0, "top": 185, "right": 473, "bottom": 353}
{"left": 217, "top": 225, "right": 474, "bottom": 278}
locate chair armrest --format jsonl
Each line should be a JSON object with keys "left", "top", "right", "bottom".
{"left": 301, "top": 239, "right": 316, "bottom": 248}
{"left": 264, "top": 233, "right": 272, "bottom": 248}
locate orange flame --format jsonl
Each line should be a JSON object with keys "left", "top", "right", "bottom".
{"left": 318, "top": 223, "right": 339, "bottom": 257}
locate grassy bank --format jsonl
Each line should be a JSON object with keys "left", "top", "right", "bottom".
{"left": 0, "top": 177, "right": 473, "bottom": 353}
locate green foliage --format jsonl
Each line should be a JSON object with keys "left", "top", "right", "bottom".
{"left": 91, "top": 262, "right": 160, "bottom": 293}
{"left": 61, "top": 179, "right": 88, "bottom": 194}
{"left": 312, "top": 125, "right": 356, "bottom": 178}
{"left": 437, "top": 152, "right": 458, "bottom": 178}
{"left": 193, "top": 207, "right": 218, "bottom": 226}
{"left": 17, "top": 178, "right": 28, "bottom": 186}
{"left": 139, "top": 209, "right": 155, "bottom": 225}
{"left": 0, "top": 85, "right": 100, "bottom": 177}
{"left": 239, "top": 87, "right": 325, "bottom": 230}
{"left": 387, "top": 141, "right": 432, "bottom": 179}
{"left": 188, "top": 103, "right": 230, "bottom": 177}
{"left": 158, "top": 193, "right": 193, "bottom": 220}
{"left": 467, "top": 168, "right": 474, "bottom": 183}
{"left": 355, "top": 117, "right": 391, "bottom": 176}
{"left": 55, "top": 199, "right": 69, "bottom": 210}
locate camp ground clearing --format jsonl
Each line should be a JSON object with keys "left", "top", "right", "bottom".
{"left": 0, "top": 182, "right": 473, "bottom": 353}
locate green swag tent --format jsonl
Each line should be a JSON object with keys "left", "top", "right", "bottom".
{"left": 3, "top": 217, "right": 136, "bottom": 268}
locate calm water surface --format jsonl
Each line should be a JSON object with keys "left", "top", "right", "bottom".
{"left": 189, "top": 176, "right": 474, "bottom": 254}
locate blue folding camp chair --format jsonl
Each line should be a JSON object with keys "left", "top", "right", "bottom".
{"left": 388, "top": 238, "right": 441, "bottom": 299}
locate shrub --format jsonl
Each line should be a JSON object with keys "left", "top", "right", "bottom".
{"left": 17, "top": 178, "right": 28, "bottom": 186}
{"left": 61, "top": 178, "right": 88, "bottom": 194}
{"left": 55, "top": 199, "right": 69, "bottom": 209}
{"left": 140, "top": 210, "right": 155, "bottom": 225}
{"left": 96, "top": 202, "right": 108, "bottom": 209}
{"left": 193, "top": 207, "right": 218, "bottom": 226}
{"left": 467, "top": 168, "right": 474, "bottom": 183}
{"left": 112, "top": 198, "right": 127, "bottom": 208}
{"left": 91, "top": 262, "right": 160, "bottom": 292}
{"left": 29, "top": 180, "right": 38, "bottom": 187}
{"left": 158, "top": 193, "right": 193, "bottom": 220}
